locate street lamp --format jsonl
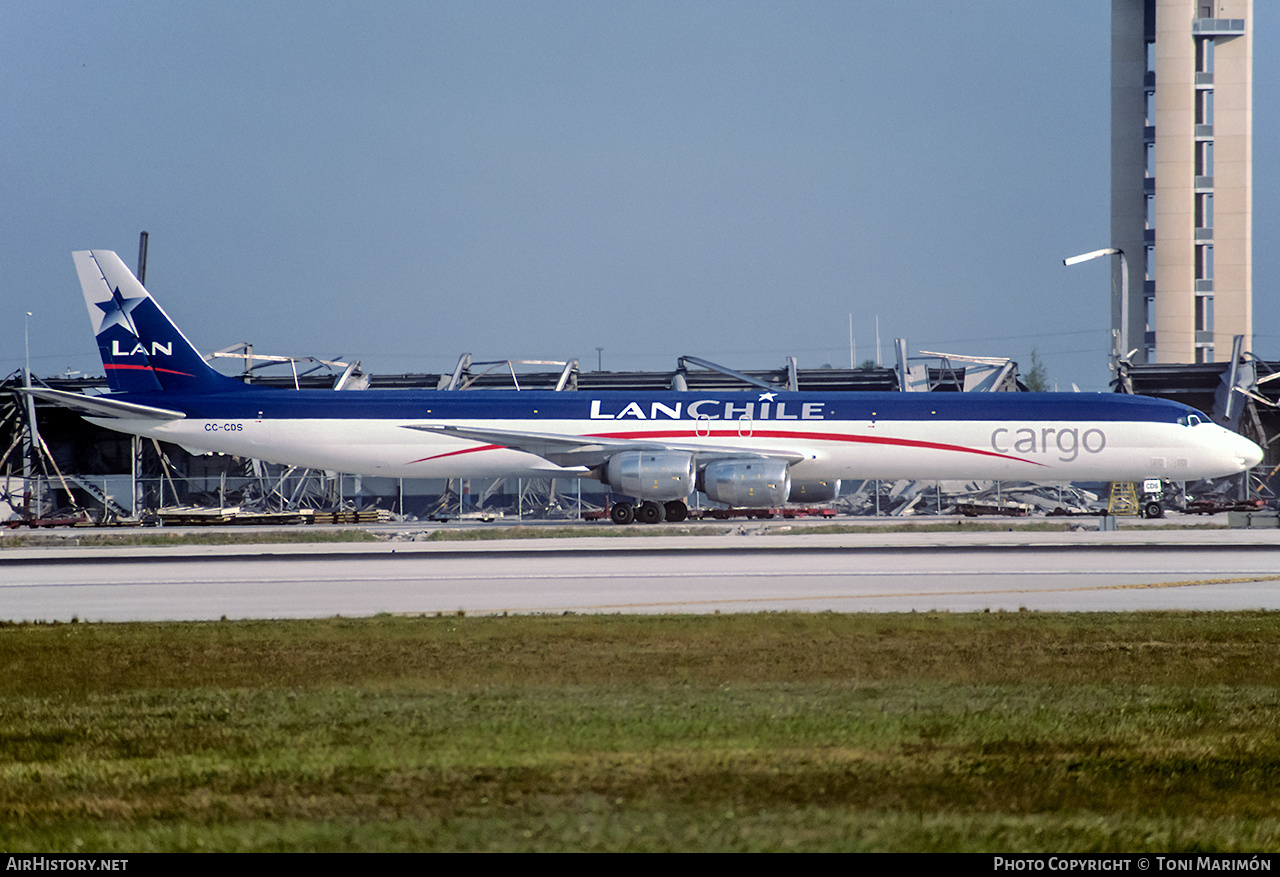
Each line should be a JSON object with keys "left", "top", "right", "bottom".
{"left": 1063, "top": 247, "right": 1129, "bottom": 373}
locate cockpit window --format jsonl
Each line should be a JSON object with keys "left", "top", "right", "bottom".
{"left": 1179, "top": 412, "right": 1204, "bottom": 427}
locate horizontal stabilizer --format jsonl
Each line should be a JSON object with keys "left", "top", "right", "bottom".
{"left": 19, "top": 387, "right": 186, "bottom": 421}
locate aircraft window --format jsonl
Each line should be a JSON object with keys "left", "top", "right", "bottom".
{"left": 1188, "top": 415, "right": 1202, "bottom": 427}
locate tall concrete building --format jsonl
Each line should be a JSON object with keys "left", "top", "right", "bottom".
{"left": 1112, "top": 0, "right": 1252, "bottom": 364}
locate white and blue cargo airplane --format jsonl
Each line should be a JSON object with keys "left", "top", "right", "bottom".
{"left": 25, "top": 250, "right": 1263, "bottom": 524}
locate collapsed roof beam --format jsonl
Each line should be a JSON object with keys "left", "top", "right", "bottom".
{"left": 445, "top": 353, "right": 472, "bottom": 391}
{"left": 554, "top": 359, "right": 578, "bottom": 392}
{"left": 677, "top": 355, "right": 785, "bottom": 392}
{"left": 450, "top": 357, "right": 577, "bottom": 391}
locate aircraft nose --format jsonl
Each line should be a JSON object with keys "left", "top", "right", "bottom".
{"left": 1237, "top": 433, "right": 1264, "bottom": 470}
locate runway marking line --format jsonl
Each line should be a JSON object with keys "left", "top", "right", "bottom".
{"left": 8, "top": 571, "right": 1280, "bottom": 591}
{"left": 444, "top": 574, "right": 1280, "bottom": 614}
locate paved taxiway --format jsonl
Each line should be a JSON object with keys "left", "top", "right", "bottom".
{"left": 3, "top": 527, "right": 1280, "bottom": 621}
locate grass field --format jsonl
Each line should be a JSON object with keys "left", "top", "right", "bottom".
{"left": 2, "top": 611, "right": 1279, "bottom": 852}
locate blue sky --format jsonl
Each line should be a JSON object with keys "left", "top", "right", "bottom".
{"left": 4, "top": 1, "right": 1276, "bottom": 391}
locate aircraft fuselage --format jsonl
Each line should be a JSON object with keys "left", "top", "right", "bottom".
{"left": 88, "top": 387, "right": 1260, "bottom": 484}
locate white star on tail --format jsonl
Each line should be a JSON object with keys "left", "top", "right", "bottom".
{"left": 94, "top": 287, "right": 145, "bottom": 336}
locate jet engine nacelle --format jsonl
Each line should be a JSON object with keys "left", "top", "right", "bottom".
{"left": 604, "top": 451, "right": 695, "bottom": 501}
{"left": 698, "top": 459, "right": 791, "bottom": 507}
{"left": 787, "top": 478, "right": 841, "bottom": 504}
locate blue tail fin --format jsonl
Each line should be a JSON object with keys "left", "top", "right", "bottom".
{"left": 74, "top": 250, "right": 245, "bottom": 394}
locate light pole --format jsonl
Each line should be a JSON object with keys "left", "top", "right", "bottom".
{"left": 1063, "top": 247, "right": 1129, "bottom": 374}
{"left": 24, "top": 312, "right": 31, "bottom": 379}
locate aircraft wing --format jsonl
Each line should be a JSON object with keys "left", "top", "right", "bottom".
{"left": 17, "top": 388, "right": 186, "bottom": 421}
{"left": 403, "top": 424, "right": 807, "bottom": 468}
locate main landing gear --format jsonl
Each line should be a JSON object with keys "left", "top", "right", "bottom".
{"left": 609, "top": 500, "right": 688, "bottom": 525}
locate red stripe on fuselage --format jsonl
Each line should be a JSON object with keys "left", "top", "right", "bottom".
{"left": 408, "top": 443, "right": 504, "bottom": 463}
{"left": 407, "top": 428, "right": 1043, "bottom": 467}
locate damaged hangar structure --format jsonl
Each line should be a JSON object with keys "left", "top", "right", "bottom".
{"left": 2, "top": 345, "right": 1273, "bottom": 524}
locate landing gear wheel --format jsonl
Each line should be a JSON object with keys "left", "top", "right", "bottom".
{"left": 637, "top": 501, "right": 666, "bottom": 524}
{"left": 610, "top": 502, "right": 635, "bottom": 525}
{"left": 1143, "top": 501, "right": 1164, "bottom": 519}
{"left": 664, "top": 500, "right": 688, "bottom": 523}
